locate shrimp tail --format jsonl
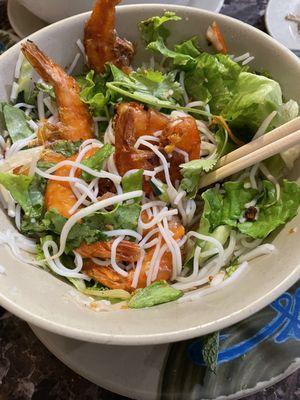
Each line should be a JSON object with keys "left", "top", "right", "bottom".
{"left": 21, "top": 41, "right": 63, "bottom": 86}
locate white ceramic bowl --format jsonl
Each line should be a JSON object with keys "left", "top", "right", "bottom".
{"left": 0, "top": 5, "right": 299, "bottom": 345}
{"left": 17, "top": 0, "right": 224, "bottom": 24}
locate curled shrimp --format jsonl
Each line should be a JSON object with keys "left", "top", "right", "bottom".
{"left": 160, "top": 116, "right": 201, "bottom": 182}
{"left": 21, "top": 41, "right": 94, "bottom": 141}
{"left": 114, "top": 103, "right": 168, "bottom": 184}
{"left": 114, "top": 102, "right": 201, "bottom": 184}
{"left": 83, "top": 218, "right": 185, "bottom": 292}
{"left": 84, "top": 0, "right": 134, "bottom": 74}
{"left": 43, "top": 149, "right": 139, "bottom": 262}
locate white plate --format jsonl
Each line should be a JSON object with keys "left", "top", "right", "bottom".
{"left": 8, "top": 0, "right": 224, "bottom": 39}
{"left": 7, "top": 0, "right": 46, "bottom": 39}
{"left": 265, "top": 0, "right": 300, "bottom": 50}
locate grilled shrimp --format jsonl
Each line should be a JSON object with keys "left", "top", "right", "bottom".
{"left": 83, "top": 218, "right": 185, "bottom": 292}
{"left": 160, "top": 116, "right": 201, "bottom": 182}
{"left": 114, "top": 103, "right": 168, "bottom": 181}
{"left": 84, "top": 0, "right": 134, "bottom": 74}
{"left": 114, "top": 102, "right": 201, "bottom": 184}
{"left": 43, "top": 149, "right": 140, "bottom": 262}
{"left": 43, "top": 151, "right": 95, "bottom": 218}
{"left": 21, "top": 41, "right": 94, "bottom": 141}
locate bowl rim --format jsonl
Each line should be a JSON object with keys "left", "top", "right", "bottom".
{"left": 0, "top": 4, "right": 299, "bottom": 345}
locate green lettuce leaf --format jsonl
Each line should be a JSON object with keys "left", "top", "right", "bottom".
{"left": 185, "top": 53, "right": 243, "bottom": 113}
{"left": 128, "top": 281, "right": 183, "bottom": 308}
{"left": 81, "top": 144, "right": 114, "bottom": 182}
{"left": 179, "top": 156, "right": 218, "bottom": 198}
{"left": 147, "top": 38, "right": 196, "bottom": 69}
{"left": 174, "top": 37, "right": 201, "bottom": 58}
{"left": 238, "top": 180, "right": 300, "bottom": 239}
{"left": 0, "top": 173, "right": 45, "bottom": 218}
{"left": 78, "top": 70, "right": 110, "bottom": 115}
{"left": 50, "top": 140, "right": 82, "bottom": 158}
{"left": 200, "top": 182, "right": 258, "bottom": 232}
{"left": 3, "top": 104, "right": 33, "bottom": 142}
{"left": 17, "top": 59, "right": 35, "bottom": 104}
{"left": 222, "top": 72, "right": 283, "bottom": 140}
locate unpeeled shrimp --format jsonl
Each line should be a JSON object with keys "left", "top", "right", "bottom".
{"left": 114, "top": 102, "right": 201, "bottom": 184}
{"left": 83, "top": 218, "right": 185, "bottom": 291}
{"left": 21, "top": 41, "right": 94, "bottom": 141}
{"left": 84, "top": 0, "right": 134, "bottom": 74}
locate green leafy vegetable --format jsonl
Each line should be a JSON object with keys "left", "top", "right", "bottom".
{"left": 108, "top": 64, "right": 184, "bottom": 106}
{"left": 0, "top": 173, "right": 45, "bottom": 218}
{"left": 139, "top": 11, "right": 181, "bottom": 45}
{"left": 43, "top": 209, "right": 108, "bottom": 252}
{"left": 238, "top": 180, "right": 300, "bottom": 239}
{"left": 122, "top": 169, "right": 143, "bottom": 193}
{"left": 222, "top": 72, "right": 284, "bottom": 140}
{"left": 201, "top": 331, "right": 220, "bottom": 373}
{"left": 180, "top": 156, "right": 218, "bottom": 198}
{"left": 83, "top": 288, "right": 131, "bottom": 300}
{"left": 174, "top": 37, "right": 201, "bottom": 58}
{"left": 84, "top": 203, "right": 141, "bottom": 233}
{"left": 128, "top": 281, "right": 183, "bottom": 308}
{"left": 185, "top": 53, "right": 243, "bottom": 113}
{"left": 78, "top": 70, "right": 110, "bottom": 115}
{"left": 36, "top": 82, "right": 55, "bottom": 99}
{"left": 81, "top": 144, "right": 114, "bottom": 182}
{"left": 200, "top": 182, "right": 257, "bottom": 232}
{"left": 3, "top": 104, "right": 33, "bottom": 142}
{"left": 17, "top": 59, "right": 35, "bottom": 104}
{"left": 50, "top": 140, "right": 82, "bottom": 158}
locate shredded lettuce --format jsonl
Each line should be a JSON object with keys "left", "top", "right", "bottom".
{"left": 3, "top": 104, "right": 33, "bottom": 142}
{"left": 128, "top": 281, "right": 183, "bottom": 308}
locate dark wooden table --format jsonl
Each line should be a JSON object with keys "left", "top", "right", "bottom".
{"left": 0, "top": 0, "right": 299, "bottom": 399}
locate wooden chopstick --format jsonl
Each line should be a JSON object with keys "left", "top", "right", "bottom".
{"left": 216, "top": 116, "right": 300, "bottom": 169}
{"left": 199, "top": 120, "right": 300, "bottom": 189}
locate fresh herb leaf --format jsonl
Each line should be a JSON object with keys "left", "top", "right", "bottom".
{"left": 180, "top": 156, "right": 218, "bottom": 198}
{"left": 78, "top": 70, "right": 110, "bottom": 115}
{"left": 81, "top": 144, "right": 114, "bottom": 182}
{"left": 3, "top": 104, "right": 33, "bottom": 142}
{"left": 122, "top": 169, "right": 143, "bottom": 194}
{"left": 128, "top": 281, "right": 183, "bottom": 308}
{"left": 139, "top": 11, "right": 181, "bottom": 45}
{"left": 50, "top": 140, "right": 82, "bottom": 158}
{"left": 43, "top": 209, "right": 108, "bottom": 252}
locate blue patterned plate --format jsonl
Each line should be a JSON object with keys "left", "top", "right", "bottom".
{"left": 30, "top": 284, "right": 300, "bottom": 400}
